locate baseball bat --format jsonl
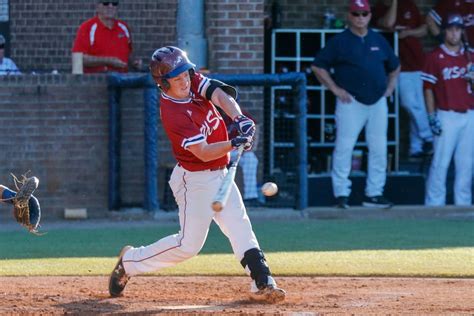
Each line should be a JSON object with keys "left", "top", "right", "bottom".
{"left": 211, "top": 145, "right": 245, "bottom": 212}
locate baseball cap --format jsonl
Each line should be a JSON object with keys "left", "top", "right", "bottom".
{"left": 442, "top": 13, "right": 464, "bottom": 29}
{"left": 0, "top": 34, "right": 5, "bottom": 46}
{"left": 349, "top": 0, "right": 371, "bottom": 12}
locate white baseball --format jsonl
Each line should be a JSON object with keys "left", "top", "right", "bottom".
{"left": 261, "top": 182, "right": 278, "bottom": 196}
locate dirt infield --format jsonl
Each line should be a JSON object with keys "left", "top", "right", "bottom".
{"left": 1, "top": 276, "right": 473, "bottom": 314}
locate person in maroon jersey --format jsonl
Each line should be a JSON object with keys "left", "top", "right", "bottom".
{"left": 72, "top": 0, "right": 142, "bottom": 73}
{"left": 426, "top": 0, "right": 474, "bottom": 45}
{"left": 108, "top": 46, "right": 286, "bottom": 303}
{"left": 374, "top": 0, "right": 433, "bottom": 158}
{"left": 421, "top": 14, "right": 474, "bottom": 206}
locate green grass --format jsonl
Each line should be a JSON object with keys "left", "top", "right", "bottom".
{"left": 1, "top": 219, "right": 473, "bottom": 277}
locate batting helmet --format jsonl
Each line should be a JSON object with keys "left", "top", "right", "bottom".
{"left": 150, "top": 46, "right": 196, "bottom": 91}
{"left": 442, "top": 13, "right": 464, "bottom": 29}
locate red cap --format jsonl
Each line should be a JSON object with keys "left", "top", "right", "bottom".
{"left": 349, "top": 0, "right": 371, "bottom": 12}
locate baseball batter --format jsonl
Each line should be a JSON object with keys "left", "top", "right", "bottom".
{"left": 312, "top": 0, "right": 400, "bottom": 209}
{"left": 421, "top": 14, "right": 474, "bottom": 206}
{"left": 108, "top": 46, "right": 286, "bottom": 303}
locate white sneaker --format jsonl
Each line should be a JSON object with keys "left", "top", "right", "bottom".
{"left": 249, "top": 276, "right": 286, "bottom": 303}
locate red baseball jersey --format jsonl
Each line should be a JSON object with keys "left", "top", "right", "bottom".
{"left": 373, "top": 0, "right": 425, "bottom": 71}
{"left": 160, "top": 72, "right": 230, "bottom": 172}
{"left": 72, "top": 16, "right": 132, "bottom": 73}
{"left": 421, "top": 45, "right": 474, "bottom": 112}
{"left": 429, "top": 0, "right": 474, "bottom": 45}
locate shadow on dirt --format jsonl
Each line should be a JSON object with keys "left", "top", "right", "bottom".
{"left": 56, "top": 298, "right": 269, "bottom": 314}
{"left": 56, "top": 298, "right": 123, "bottom": 314}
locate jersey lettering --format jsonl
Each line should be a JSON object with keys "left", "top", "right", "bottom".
{"left": 442, "top": 66, "right": 467, "bottom": 80}
{"left": 200, "top": 110, "right": 220, "bottom": 137}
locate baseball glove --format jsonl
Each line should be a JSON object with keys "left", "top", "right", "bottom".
{"left": 10, "top": 173, "right": 42, "bottom": 234}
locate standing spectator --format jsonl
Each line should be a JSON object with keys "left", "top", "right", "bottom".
{"left": 0, "top": 34, "right": 20, "bottom": 75}
{"left": 72, "top": 1, "right": 141, "bottom": 73}
{"left": 311, "top": 0, "right": 400, "bottom": 209}
{"left": 426, "top": 0, "right": 474, "bottom": 45}
{"left": 373, "top": 0, "right": 433, "bottom": 158}
{"left": 422, "top": 14, "right": 474, "bottom": 206}
{"left": 222, "top": 110, "right": 261, "bottom": 206}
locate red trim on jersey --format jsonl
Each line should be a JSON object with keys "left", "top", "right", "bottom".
{"left": 421, "top": 45, "right": 474, "bottom": 112}
{"left": 72, "top": 16, "right": 132, "bottom": 73}
{"left": 160, "top": 73, "right": 230, "bottom": 172}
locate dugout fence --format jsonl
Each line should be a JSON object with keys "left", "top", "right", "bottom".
{"left": 107, "top": 72, "right": 308, "bottom": 212}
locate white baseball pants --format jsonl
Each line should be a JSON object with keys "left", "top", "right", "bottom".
{"left": 398, "top": 71, "right": 433, "bottom": 154}
{"left": 122, "top": 165, "right": 260, "bottom": 276}
{"left": 425, "top": 110, "right": 473, "bottom": 206}
{"left": 230, "top": 150, "right": 259, "bottom": 200}
{"left": 332, "top": 96, "right": 388, "bottom": 198}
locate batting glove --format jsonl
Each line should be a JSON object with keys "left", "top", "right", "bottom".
{"left": 428, "top": 112, "right": 442, "bottom": 136}
{"left": 234, "top": 115, "right": 256, "bottom": 138}
{"left": 231, "top": 135, "right": 253, "bottom": 151}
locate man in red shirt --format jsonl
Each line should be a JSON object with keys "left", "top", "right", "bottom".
{"left": 72, "top": 1, "right": 141, "bottom": 73}
{"left": 426, "top": 0, "right": 474, "bottom": 45}
{"left": 108, "top": 46, "right": 286, "bottom": 303}
{"left": 374, "top": 0, "right": 433, "bottom": 158}
{"left": 421, "top": 14, "right": 474, "bottom": 206}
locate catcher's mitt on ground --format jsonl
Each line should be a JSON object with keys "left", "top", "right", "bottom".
{"left": 8, "top": 174, "right": 42, "bottom": 234}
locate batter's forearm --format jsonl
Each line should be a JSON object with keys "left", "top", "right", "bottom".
{"left": 188, "top": 141, "right": 232, "bottom": 162}
{"left": 211, "top": 88, "right": 242, "bottom": 120}
{"left": 424, "top": 89, "right": 436, "bottom": 113}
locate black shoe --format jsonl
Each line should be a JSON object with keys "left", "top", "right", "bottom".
{"left": 335, "top": 196, "right": 349, "bottom": 209}
{"left": 109, "top": 245, "right": 132, "bottom": 297}
{"left": 423, "top": 141, "right": 434, "bottom": 156}
{"left": 362, "top": 195, "right": 393, "bottom": 209}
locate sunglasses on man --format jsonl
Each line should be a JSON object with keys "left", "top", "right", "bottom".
{"left": 101, "top": 2, "right": 118, "bottom": 6}
{"left": 351, "top": 11, "right": 370, "bottom": 17}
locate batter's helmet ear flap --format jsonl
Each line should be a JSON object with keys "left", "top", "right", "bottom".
{"left": 161, "top": 79, "right": 170, "bottom": 90}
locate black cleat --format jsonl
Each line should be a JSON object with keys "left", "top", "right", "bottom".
{"left": 335, "top": 196, "right": 350, "bottom": 209}
{"left": 108, "top": 245, "right": 132, "bottom": 297}
{"left": 362, "top": 195, "right": 393, "bottom": 209}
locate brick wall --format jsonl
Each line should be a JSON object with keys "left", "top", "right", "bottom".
{"left": 0, "top": 74, "right": 110, "bottom": 217}
{"left": 1, "top": 1, "right": 268, "bottom": 217}
{"left": 8, "top": 0, "right": 178, "bottom": 73}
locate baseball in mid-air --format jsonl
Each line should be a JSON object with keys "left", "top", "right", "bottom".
{"left": 261, "top": 182, "right": 278, "bottom": 196}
